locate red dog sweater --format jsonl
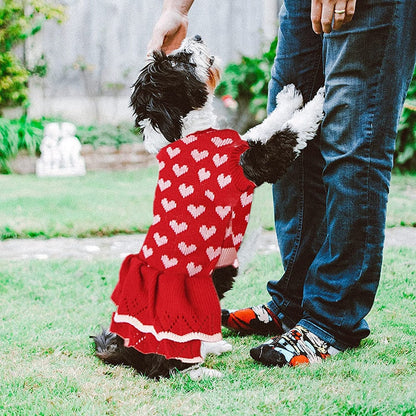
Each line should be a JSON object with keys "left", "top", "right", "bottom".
{"left": 110, "top": 128, "right": 255, "bottom": 363}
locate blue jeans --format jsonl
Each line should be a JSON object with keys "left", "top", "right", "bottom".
{"left": 267, "top": 0, "right": 416, "bottom": 350}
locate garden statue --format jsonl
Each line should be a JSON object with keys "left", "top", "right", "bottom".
{"left": 36, "top": 122, "right": 86, "bottom": 177}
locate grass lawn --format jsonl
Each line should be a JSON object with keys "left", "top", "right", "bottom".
{"left": 0, "top": 247, "right": 415, "bottom": 415}
{"left": 1, "top": 170, "right": 415, "bottom": 240}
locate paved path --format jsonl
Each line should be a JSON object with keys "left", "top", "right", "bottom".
{"left": 0, "top": 227, "right": 415, "bottom": 261}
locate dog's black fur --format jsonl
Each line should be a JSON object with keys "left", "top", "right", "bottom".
{"left": 92, "top": 39, "right": 320, "bottom": 379}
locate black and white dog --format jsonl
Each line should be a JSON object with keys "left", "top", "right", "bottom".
{"left": 92, "top": 36, "right": 324, "bottom": 380}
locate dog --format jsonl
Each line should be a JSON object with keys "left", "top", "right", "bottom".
{"left": 92, "top": 35, "right": 325, "bottom": 380}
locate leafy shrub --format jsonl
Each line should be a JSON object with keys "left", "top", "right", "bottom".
{"left": 0, "top": 116, "right": 43, "bottom": 173}
{"left": 215, "top": 38, "right": 277, "bottom": 132}
{"left": 395, "top": 67, "right": 416, "bottom": 171}
{"left": 0, "top": 0, "right": 65, "bottom": 114}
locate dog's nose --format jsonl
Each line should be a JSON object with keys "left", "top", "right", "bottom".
{"left": 193, "top": 34, "right": 202, "bottom": 42}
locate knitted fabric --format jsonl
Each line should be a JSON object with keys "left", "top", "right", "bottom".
{"left": 110, "top": 128, "right": 255, "bottom": 363}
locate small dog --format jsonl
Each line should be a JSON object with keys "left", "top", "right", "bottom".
{"left": 92, "top": 36, "right": 324, "bottom": 380}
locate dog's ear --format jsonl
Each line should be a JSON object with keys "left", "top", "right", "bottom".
{"left": 130, "top": 50, "right": 208, "bottom": 142}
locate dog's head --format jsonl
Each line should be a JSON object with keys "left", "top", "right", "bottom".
{"left": 131, "top": 36, "right": 220, "bottom": 151}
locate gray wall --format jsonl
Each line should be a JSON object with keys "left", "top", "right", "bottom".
{"left": 28, "top": 0, "right": 283, "bottom": 124}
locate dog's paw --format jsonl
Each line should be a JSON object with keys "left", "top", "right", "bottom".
{"left": 200, "top": 340, "right": 232, "bottom": 358}
{"left": 275, "top": 84, "right": 303, "bottom": 109}
{"left": 183, "top": 365, "right": 224, "bottom": 381}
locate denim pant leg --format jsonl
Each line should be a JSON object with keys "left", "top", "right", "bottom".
{"left": 298, "top": 0, "right": 416, "bottom": 350}
{"left": 267, "top": 1, "right": 326, "bottom": 329}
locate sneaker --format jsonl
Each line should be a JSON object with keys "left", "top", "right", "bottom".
{"left": 221, "top": 304, "right": 284, "bottom": 336}
{"left": 250, "top": 325, "right": 339, "bottom": 367}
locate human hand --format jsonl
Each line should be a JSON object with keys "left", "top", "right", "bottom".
{"left": 311, "top": 0, "right": 356, "bottom": 34}
{"left": 147, "top": 8, "right": 189, "bottom": 55}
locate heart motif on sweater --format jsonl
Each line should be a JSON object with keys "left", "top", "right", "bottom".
{"left": 169, "top": 220, "right": 188, "bottom": 234}
{"left": 205, "top": 190, "right": 215, "bottom": 201}
{"left": 167, "top": 147, "right": 181, "bottom": 159}
{"left": 154, "top": 232, "right": 168, "bottom": 246}
{"left": 206, "top": 246, "right": 221, "bottom": 261}
{"left": 200, "top": 225, "right": 216, "bottom": 240}
{"left": 211, "top": 137, "right": 233, "bottom": 147}
{"left": 215, "top": 205, "right": 231, "bottom": 219}
{"left": 198, "top": 168, "right": 211, "bottom": 182}
{"left": 217, "top": 173, "right": 232, "bottom": 189}
{"left": 213, "top": 153, "right": 228, "bottom": 167}
{"left": 232, "top": 233, "right": 243, "bottom": 245}
{"left": 142, "top": 244, "right": 153, "bottom": 258}
{"left": 183, "top": 134, "right": 197, "bottom": 144}
{"left": 187, "top": 262, "right": 202, "bottom": 276}
{"left": 178, "top": 241, "right": 197, "bottom": 255}
{"left": 152, "top": 214, "right": 161, "bottom": 225}
{"left": 158, "top": 161, "right": 165, "bottom": 170}
{"left": 179, "top": 183, "right": 194, "bottom": 198}
{"left": 161, "top": 255, "right": 178, "bottom": 268}
{"left": 173, "top": 163, "right": 188, "bottom": 177}
{"left": 187, "top": 204, "right": 206, "bottom": 218}
{"left": 240, "top": 191, "right": 253, "bottom": 207}
{"left": 161, "top": 198, "right": 177, "bottom": 212}
{"left": 191, "top": 149, "right": 209, "bottom": 162}
{"left": 158, "top": 178, "right": 171, "bottom": 191}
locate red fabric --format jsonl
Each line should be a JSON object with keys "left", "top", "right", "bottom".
{"left": 110, "top": 128, "right": 255, "bottom": 362}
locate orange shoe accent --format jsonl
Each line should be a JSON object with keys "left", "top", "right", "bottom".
{"left": 289, "top": 355, "right": 310, "bottom": 366}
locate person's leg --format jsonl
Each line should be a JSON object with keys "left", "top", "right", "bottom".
{"left": 222, "top": 0, "right": 326, "bottom": 334}
{"left": 251, "top": 0, "right": 416, "bottom": 366}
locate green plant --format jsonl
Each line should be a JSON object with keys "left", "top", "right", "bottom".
{"left": 0, "top": 0, "right": 65, "bottom": 114}
{"left": 0, "top": 115, "right": 43, "bottom": 173}
{"left": 396, "top": 67, "right": 416, "bottom": 171}
{"left": 216, "top": 38, "right": 277, "bottom": 132}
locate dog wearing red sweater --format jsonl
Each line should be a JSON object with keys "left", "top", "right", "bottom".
{"left": 92, "top": 36, "right": 324, "bottom": 380}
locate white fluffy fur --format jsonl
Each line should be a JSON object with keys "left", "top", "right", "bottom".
{"left": 284, "top": 87, "right": 325, "bottom": 155}
{"left": 242, "top": 84, "right": 303, "bottom": 143}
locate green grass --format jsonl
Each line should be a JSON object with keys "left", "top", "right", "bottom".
{"left": 0, "top": 248, "right": 415, "bottom": 415}
{"left": 1, "top": 170, "right": 415, "bottom": 240}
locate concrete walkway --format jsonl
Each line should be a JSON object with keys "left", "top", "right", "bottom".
{"left": 0, "top": 227, "right": 415, "bottom": 261}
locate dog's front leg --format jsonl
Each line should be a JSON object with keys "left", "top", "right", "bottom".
{"left": 241, "top": 84, "right": 303, "bottom": 144}
{"left": 240, "top": 87, "right": 325, "bottom": 186}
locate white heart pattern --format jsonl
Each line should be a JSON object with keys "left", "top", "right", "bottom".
{"left": 169, "top": 219, "right": 188, "bottom": 234}
{"left": 205, "top": 190, "right": 215, "bottom": 201}
{"left": 213, "top": 153, "right": 228, "bottom": 167}
{"left": 187, "top": 204, "right": 206, "bottom": 218}
{"left": 167, "top": 147, "right": 181, "bottom": 159}
{"left": 206, "top": 246, "right": 221, "bottom": 261}
{"left": 183, "top": 134, "right": 197, "bottom": 144}
{"left": 187, "top": 262, "right": 202, "bottom": 276}
{"left": 211, "top": 136, "right": 233, "bottom": 147}
{"left": 232, "top": 233, "right": 243, "bottom": 245}
{"left": 215, "top": 205, "right": 231, "bottom": 220}
{"left": 178, "top": 241, "right": 197, "bottom": 255}
{"left": 179, "top": 183, "right": 194, "bottom": 198}
{"left": 152, "top": 214, "right": 161, "bottom": 225}
{"left": 161, "top": 198, "right": 177, "bottom": 212}
{"left": 161, "top": 255, "right": 178, "bottom": 268}
{"left": 240, "top": 191, "right": 253, "bottom": 207}
{"left": 198, "top": 168, "right": 211, "bottom": 182}
{"left": 200, "top": 225, "right": 216, "bottom": 240}
{"left": 191, "top": 149, "right": 209, "bottom": 162}
{"left": 154, "top": 232, "right": 168, "bottom": 246}
{"left": 217, "top": 173, "right": 232, "bottom": 189}
{"left": 172, "top": 163, "right": 188, "bottom": 177}
{"left": 158, "top": 178, "right": 171, "bottom": 191}
{"left": 158, "top": 161, "right": 165, "bottom": 170}
{"left": 142, "top": 244, "right": 153, "bottom": 258}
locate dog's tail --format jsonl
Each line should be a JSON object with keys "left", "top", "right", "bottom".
{"left": 91, "top": 328, "right": 127, "bottom": 365}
